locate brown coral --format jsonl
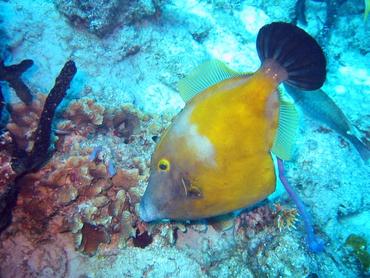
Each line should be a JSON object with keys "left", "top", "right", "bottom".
{"left": 80, "top": 223, "right": 110, "bottom": 256}
{"left": 57, "top": 98, "right": 105, "bottom": 139}
{"left": 234, "top": 203, "right": 300, "bottom": 242}
{"left": 0, "top": 134, "right": 16, "bottom": 190}
{"left": 112, "top": 168, "right": 139, "bottom": 191}
{"left": 6, "top": 93, "right": 46, "bottom": 152}
{"left": 11, "top": 150, "right": 147, "bottom": 251}
{"left": 65, "top": 98, "right": 105, "bottom": 126}
{"left": 103, "top": 104, "right": 147, "bottom": 143}
{"left": 1, "top": 98, "right": 166, "bottom": 263}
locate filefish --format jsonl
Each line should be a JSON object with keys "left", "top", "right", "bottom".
{"left": 140, "top": 22, "right": 326, "bottom": 222}
{"left": 283, "top": 84, "right": 370, "bottom": 161}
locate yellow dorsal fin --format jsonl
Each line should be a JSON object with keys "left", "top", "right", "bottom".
{"left": 178, "top": 60, "right": 244, "bottom": 103}
{"left": 271, "top": 90, "right": 299, "bottom": 160}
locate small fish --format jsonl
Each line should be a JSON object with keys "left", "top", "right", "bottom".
{"left": 107, "top": 159, "right": 117, "bottom": 178}
{"left": 139, "top": 22, "right": 326, "bottom": 222}
{"left": 283, "top": 84, "right": 370, "bottom": 161}
{"left": 88, "top": 145, "right": 103, "bottom": 161}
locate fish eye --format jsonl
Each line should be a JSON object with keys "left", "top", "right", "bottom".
{"left": 158, "top": 159, "right": 170, "bottom": 172}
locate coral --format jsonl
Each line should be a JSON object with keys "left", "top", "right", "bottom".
{"left": 0, "top": 146, "right": 16, "bottom": 190}
{"left": 57, "top": 101, "right": 151, "bottom": 152}
{"left": 0, "top": 59, "right": 34, "bottom": 104}
{"left": 80, "top": 223, "right": 110, "bottom": 256}
{"left": 0, "top": 56, "right": 176, "bottom": 271}
{"left": 9, "top": 150, "right": 144, "bottom": 253}
{"left": 208, "top": 213, "right": 236, "bottom": 232}
{"left": 64, "top": 98, "right": 105, "bottom": 126}
{"left": 0, "top": 60, "right": 77, "bottom": 234}
{"left": 234, "top": 202, "right": 300, "bottom": 243}
{"left": 346, "top": 234, "right": 370, "bottom": 272}
{"left": 26, "top": 60, "right": 77, "bottom": 170}
{"left": 103, "top": 104, "right": 147, "bottom": 144}
{"left": 57, "top": 97, "right": 105, "bottom": 139}
{"left": 6, "top": 94, "right": 46, "bottom": 152}
{"left": 236, "top": 205, "right": 276, "bottom": 238}
{"left": 55, "top": 0, "right": 165, "bottom": 37}
{"left": 346, "top": 234, "right": 367, "bottom": 250}
{"left": 112, "top": 168, "right": 139, "bottom": 191}
{"left": 274, "top": 203, "right": 298, "bottom": 231}
{"left": 0, "top": 137, "right": 17, "bottom": 231}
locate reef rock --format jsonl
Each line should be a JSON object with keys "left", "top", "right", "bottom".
{"left": 55, "top": 0, "right": 165, "bottom": 37}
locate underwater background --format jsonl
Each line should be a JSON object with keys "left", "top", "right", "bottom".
{"left": 0, "top": 0, "right": 369, "bottom": 277}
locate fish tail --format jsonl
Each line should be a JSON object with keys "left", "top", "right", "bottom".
{"left": 348, "top": 134, "right": 370, "bottom": 161}
{"left": 256, "top": 22, "right": 326, "bottom": 91}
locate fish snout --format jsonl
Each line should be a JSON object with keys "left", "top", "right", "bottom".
{"left": 139, "top": 193, "right": 162, "bottom": 222}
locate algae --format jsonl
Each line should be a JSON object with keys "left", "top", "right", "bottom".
{"left": 345, "top": 234, "right": 370, "bottom": 271}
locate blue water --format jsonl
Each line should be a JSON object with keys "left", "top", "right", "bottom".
{"left": 0, "top": 0, "right": 369, "bottom": 277}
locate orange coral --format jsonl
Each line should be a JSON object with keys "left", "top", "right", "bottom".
{"left": 12, "top": 151, "right": 144, "bottom": 250}
{"left": 1, "top": 100, "right": 165, "bottom": 258}
{"left": 65, "top": 98, "right": 105, "bottom": 126}
{"left": 80, "top": 223, "right": 110, "bottom": 256}
{"left": 112, "top": 168, "right": 139, "bottom": 191}
{"left": 6, "top": 94, "right": 46, "bottom": 152}
{"left": 103, "top": 104, "right": 147, "bottom": 143}
{"left": 57, "top": 98, "right": 105, "bottom": 139}
{"left": 274, "top": 203, "right": 299, "bottom": 231}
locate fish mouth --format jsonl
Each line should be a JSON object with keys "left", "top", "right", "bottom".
{"left": 139, "top": 195, "right": 162, "bottom": 222}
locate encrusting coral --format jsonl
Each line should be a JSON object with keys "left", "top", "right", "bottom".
{"left": 6, "top": 94, "right": 47, "bottom": 152}
{"left": 0, "top": 92, "right": 169, "bottom": 256}
{"left": 235, "top": 203, "right": 299, "bottom": 239}
{"left": 58, "top": 98, "right": 105, "bottom": 137}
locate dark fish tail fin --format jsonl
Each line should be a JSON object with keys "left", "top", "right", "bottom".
{"left": 256, "top": 22, "right": 326, "bottom": 90}
{"left": 348, "top": 134, "right": 370, "bottom": 161}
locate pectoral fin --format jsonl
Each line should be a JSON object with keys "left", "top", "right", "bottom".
{"left": 271, "top": 90, "right": 299, "bottom": 160}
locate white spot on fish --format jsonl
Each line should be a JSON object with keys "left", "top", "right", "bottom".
{"left": 172, "top": 106, "right": 217, "bottom": 167}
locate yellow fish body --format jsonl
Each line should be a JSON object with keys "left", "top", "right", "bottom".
{"left": 140, "top": 22, "right": 326, "bottom": 222}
